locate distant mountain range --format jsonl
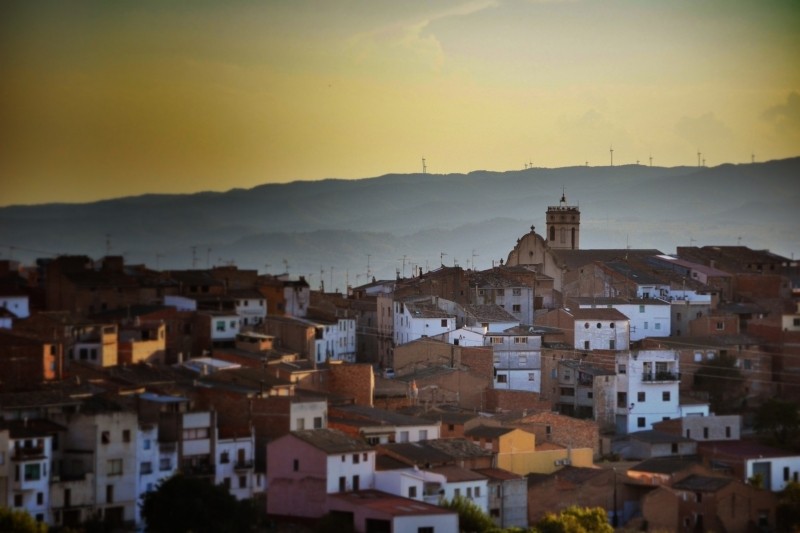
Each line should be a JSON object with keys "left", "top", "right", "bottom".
{"left": 2, "top": 158, "right": 799, "bottom": 292}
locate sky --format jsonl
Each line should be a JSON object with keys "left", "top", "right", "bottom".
{"left": 1, "top": 0, "right": 799, "bottom": 207}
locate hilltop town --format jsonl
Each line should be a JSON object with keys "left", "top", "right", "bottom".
{"left": 1, "top": 194, "right": 799, "bottom": 532}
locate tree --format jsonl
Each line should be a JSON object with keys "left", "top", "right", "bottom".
{"left": 533, "top": 506, "right": 613, "bottom": 533}
{"left": 441, "top": 495, "right": 498, "bottom": 532}
{"left": 778, "top": 481, "right": 800, "bottom": 532}
{"left": 0, "top": 507, "right": 48, "bottom": 533}
{"left": 755, "top": 398, "right": 800, "bottom": 447}
{"left": 140, "top": 474, "right": 256, "bottom": 533}
{"left": 693, "top": 354, "right": 744, "bottom": 414}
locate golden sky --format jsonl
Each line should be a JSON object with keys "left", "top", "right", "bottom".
{"left": 2, "top": 0, "right": 799, "bottom": 206}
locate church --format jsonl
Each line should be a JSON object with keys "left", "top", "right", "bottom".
{"left": 505, "top": 192, "right": 661, "bottom": 297}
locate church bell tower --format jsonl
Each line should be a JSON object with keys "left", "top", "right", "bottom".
{"left": 545, "top": 190, "right": 580, "bottom": 250}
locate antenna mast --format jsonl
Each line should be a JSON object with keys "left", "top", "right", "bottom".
{"left": 609, "top": 145, "right": 614, "bottom": 167}
{"left": 422, "top": 157, "right": 427, "bottom": 174}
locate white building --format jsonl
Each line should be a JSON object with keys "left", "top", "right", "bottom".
{"left": 571, "top": 297, "right": 671, "bottom": 342}
{"left": 394, "top": 298, "right": 455, "bottom": 346}
{"left": 216, "top": 429, "right": 259, "bottom": 500}
{"left": 54, "top": 408, "right": 141, "bottom": 527}
{"left": 230, "top": 290, "right": 267, "bottom": 328}
{"left": 471, "top": 274, "right": 535, "bottom": 326}
{"left": 0, "top": 420, "right": 57, "bottom": 524}
{"left": 571, "top": 308, "right": 631, "bottom": 352}
{"left": 488, "top": 327, "right": 543, "bottom": 393}
{"left": 0, "top": 292, "right": 30, "bottom": 320}
{"left": 615, "top": 350, "right": 682, "bottom": 434}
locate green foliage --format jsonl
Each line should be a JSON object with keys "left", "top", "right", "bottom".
{"left": 0, "top": 507, "right": 48, "bottom": 533}
{"left": 533, "top": 506, "right": 613, "bottom": 533}
{"left": 754, "top": 398, "right": 800, "bottom": 447}
{"left": 778, "top": 481, "right": 800, "bottom": 532}
{"left": 748, "top": 472, "right": 765, "bottom": 489}
{"left": 693, "top": 354, "right": 744, "bottom": 414}
{"left": 140, "top": 474, "right": 256, "bottom": 533}
{"left": 441, "top": 495, "right": 498, "bottom": 532}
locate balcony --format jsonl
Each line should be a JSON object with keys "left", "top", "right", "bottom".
{"left": 233, "top": 460, "right": 254, "bottom": 471}
{"left": 159, "top": 442, "right": 177, "bottom": 453}
{"left": 12, "top": 446, "right": 46, "bottom": 461}
{"left": 641, "top": 371, "right": 680, "bottom": 383}
{"left": 182, "top": 463, "right": 215, "bottom": 477}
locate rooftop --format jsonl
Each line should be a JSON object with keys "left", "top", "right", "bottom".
{"left": 291, "top": 428, "right": 373, "bottom": 454}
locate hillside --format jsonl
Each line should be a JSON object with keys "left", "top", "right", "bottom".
{"left": 1, "top": 158, "right": 798, "bottom": 292}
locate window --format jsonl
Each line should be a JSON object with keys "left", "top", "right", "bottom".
{"left": 610, "top": 322, "right": 615, "bottom": 328}
{"left": 313, "top": 417, "right": 323, "bottom": 429}
{"left": 513, "top": 288, "right": 521, "bottom": 296}
{"left": 441, "top": 319, "right": 447, "bottom": 328}
{"left": 106, "top": 485, "right": 114, "bottom": 504}
{"left": 609, "top": 340, "right": 615, "bottom": 350}
{"left": 491, "top": 337, "right": 503, "bottom": 344}
{"left": 725, "top": 426, "right": 731, "bottom": 438}
{"left": 716, "top": 321, "right": 724, "bottom": 330}
{"left": 703, "top": 427, "right": 709, "bottom": 439}
{"left": 220, "top": 451, "right": 230, "bottom": 464}
{"left": 37, "top": 492, "right": 43, "bottom": 505}
{"left": 671, "top": 443, "right": 678, "bottom": 454}
{"left": 596, "top": 322, "right": 602, "bottom": 329}
{"left": 14, "top": 494, "right": 23, "bottom": 507}
{"left": 107, "top": 459, "right": 123, "bottom": 476}
{"left": 662, "top": 391, "right": 671, "bottom": 401}
{"left": 518, "top": 355, "right": 527, "bottom": 365}
{"left": 101, "top": 431, "right": 110, "bottom": 444}
{"left": 399, "top": 431, "right": 409, "bottom": 443}
{"left": 140, "top": 461, "right": 152, "bottom": 474}
{"left": 584, "top": 340, "right": 590, "bottom": 350}
{"left": 216, "top": 321, "right": 225, "bottom": 332}
{"left": 419, "top": 528, "right": 434, "bottom": 533}
{"left": 743, "top": 359, "right": 752, "bottom": 370}
{"left": 637, "top": 392, "right": 645, "bottom": 402}
{"left": 639, "top": 305, "right": 645, "bottom": 313}
{"left": 419, "top": 430, "right": 428, "bottom": 440}
{"left": 409, "top": 486, "right": 417, "bottom": 498}
{"left": 339, "top": 477, "right": 346, "bottom": 492}
{"left": 352, "top": 453, "right": 360, "bottom": 464}
{"left": 497, "top": 374, "right": 508, "bottom": 384}
{"left": 296, "top": 418, "right": 305, "bottom": 430}
{"left": 560, "top": 387, "right": 575, "bottom": 397}
{"left": 512, "top": 304, "right": 521, "bottom": 313}
{"left": 143, "top": 439, "right": 151, "bottom": 450}
{"left": 514, "top": 337, "right": 527, "bottom": 344}
{"left": 618, "top": 364, "right": 626, "bottom": 374}
{"left": 239, "top": 475, "right": 247, "bottom": 488}
{"left": 159, "top": 458, "right": 171, "bottom": 471}
{"left": 454, "top": 488, "right": 461, "bottom": 497}
{"left": 182, "top": 428, "right": 209, "bottom": 440}
{"left": 122, "top": 430, "right": 131, "bottom": 443}
{"left": 528, "top": 373, "right": 536, "bottom": 381}
{"left": 222, "top": 477, "right": 231, "bottom": 489}
{"left": 617, "top": 392, "right": 627, "bottom": 408}
{"left": 352, "top": 475, "right": 360, "bottom": 491}
{"left": 584, "top": 322, "right": 590, "bottom": 329}
{"left": 293, "top": 459, "right": 299, "bottom": 471}
{"left": 644, "top": 321, "right": 649, "bottom": 330}
{"left": 637, "top": 417, "right": 646, "bottom": 428}
{"left": 655, "top": 323, "right": 661, "bottom": 330}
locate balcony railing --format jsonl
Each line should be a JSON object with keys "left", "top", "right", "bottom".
{"left": 182, "top": 463, "right": 214, "bottom": 477}
{"left": 641, "top": 372, "right": 680, "bottom": 383}
{"left": 159, "top": 442, "right": 177, "bottom": 453}
{"left": 234, "top": 460, "right": 254, "bottom": 471}
{"left": 12, "top": 447, "right": 46, "bottom": 461}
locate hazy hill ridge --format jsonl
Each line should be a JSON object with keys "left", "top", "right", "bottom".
{"left": 2, "top": 158, "right": 798, "bottom": 291}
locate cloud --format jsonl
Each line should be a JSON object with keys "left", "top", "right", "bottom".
{"left": 346, "top": 1, "right": 498, "bottom": 73}
{"left": 762, "top": 91, "right": 800, "bottom": 136}
{"left": 674, "top": 112, "right": 732, "bottom": 148}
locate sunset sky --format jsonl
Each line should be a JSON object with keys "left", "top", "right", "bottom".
{"left": 2, "top": 0, "right": 799, "bottom": 206}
